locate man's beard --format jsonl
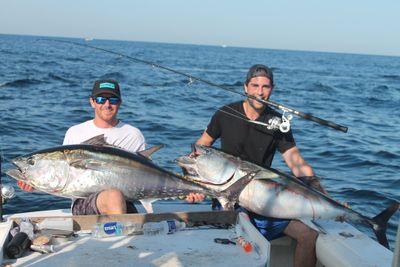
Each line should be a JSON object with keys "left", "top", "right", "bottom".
{"left": 247, "top": 97, "right": 267, "bottom": 111}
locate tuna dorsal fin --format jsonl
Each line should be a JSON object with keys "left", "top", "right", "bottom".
{"left": 138, "top": 145, "right": 164, "bottom": 159}
{"left": 81, "top": 134, "right": 108, "bottom": 146}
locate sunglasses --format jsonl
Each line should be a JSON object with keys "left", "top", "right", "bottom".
{"left": 93, "top": 96, "right": 121, "bottom": 105}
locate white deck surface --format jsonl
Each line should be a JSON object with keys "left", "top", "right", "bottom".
{"left": 316, "top": 220, "right": 393, "bottom": 267}
{"left": 1, "top": 203, "right": 397, "bottom": 267}
{"left": 1, "top": 203, "right": 268, "bottom": 267}
{"left": 5, "top": 228, "right": 265, "bottom": 267}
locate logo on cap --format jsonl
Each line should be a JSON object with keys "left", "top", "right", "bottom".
{"left": 99, "top": 82, "right": 116, "bottom": 89}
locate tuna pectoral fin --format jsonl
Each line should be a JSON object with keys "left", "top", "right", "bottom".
{"left": 371, "top": 202, "right": 399, "bottom": 249}
{"left": 70, "top": 159, "right": 102, "bottom": 170}
{"left": 218, "top": 170, "right": 259, "bottom": 210}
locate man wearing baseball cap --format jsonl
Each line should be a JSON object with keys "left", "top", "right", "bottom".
{"left": 193, "top": 64, "right": 327, "bottom": 267}
{"left": 19, "top": 79, "right": 146, "bottom": 215}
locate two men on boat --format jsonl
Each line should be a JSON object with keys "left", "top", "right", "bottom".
{"left": 18, "top": 65, "right": 323, "bottom": 266}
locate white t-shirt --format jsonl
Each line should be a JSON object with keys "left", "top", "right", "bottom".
{"left": 63, "top": 119, "right": 146, "bottom": 152}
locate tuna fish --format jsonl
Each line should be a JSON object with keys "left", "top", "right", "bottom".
{"left": 5, "top": 135, "right": 255, "bottom": 213}
{"left": 175, "top": 144, "right": 399, "bottom": 248}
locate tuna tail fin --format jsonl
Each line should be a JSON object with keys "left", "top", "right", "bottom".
{"left": 371, "top": 202, "right": 399, "bottom": 249}
{"left": 217, "top": 170, "right": 259, "bottom": 210}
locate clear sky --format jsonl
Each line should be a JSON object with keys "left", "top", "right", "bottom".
{"left": 1, "top": 0, "right": 399, "bottom": 56}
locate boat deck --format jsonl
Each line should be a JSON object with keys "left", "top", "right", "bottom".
{"left": 4, "top": 227, "right": 265, "bottom": 267}
{"left": 0, "top": 203, "right": 397, "bottom": 267}
{"left": 0, "top": 205, "right": 269, "bottom": 267}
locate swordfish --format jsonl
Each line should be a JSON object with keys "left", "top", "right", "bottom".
{"left": 175, "top": 144, "right": 399, "bottom": 248}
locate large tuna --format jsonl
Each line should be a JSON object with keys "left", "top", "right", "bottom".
{"left": 175, "top": 144, "right": 399, "bottom": 248}
{"left": 5, "top": 135, "right": 255, "bottom": 213}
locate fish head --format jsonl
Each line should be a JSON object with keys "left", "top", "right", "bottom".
{"left": 6, "top": 151, "right": 70, "bottom": 193}
{"left": 176, "top": 145, "right": 239, "bottom": 185}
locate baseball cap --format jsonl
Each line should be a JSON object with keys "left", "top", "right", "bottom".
{"left": 245, "top": 64, "right": 274, "bottom": 86}
{"left": 91, "top": 79, "right": 121, "bottom": 98}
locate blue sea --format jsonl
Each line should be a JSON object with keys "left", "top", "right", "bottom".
{"left": 0, "top": 34, "right": 399, "bottom": 248}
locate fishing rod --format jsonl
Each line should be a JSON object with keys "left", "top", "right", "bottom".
{"left": 40, "top": 38, "right": 348, "bottom": 133}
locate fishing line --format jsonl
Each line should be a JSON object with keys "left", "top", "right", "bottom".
{"left": 218, "top": 106, "right": 285, "bottom": 131}
{"left": 38, "top": 38, "right": 348, "bottom": 133}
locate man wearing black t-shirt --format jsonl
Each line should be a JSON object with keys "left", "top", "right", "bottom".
{"left": 195, "top": 64, "right": 325, "bottom": 267}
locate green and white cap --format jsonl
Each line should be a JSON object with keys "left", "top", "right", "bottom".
{"left": 91, "top": 79, "right": 121, "bottom": 98}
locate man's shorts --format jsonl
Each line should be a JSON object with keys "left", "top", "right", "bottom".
{"left": 243, "top": 209, "right": 290, "bottom": 241}
{"left": 72, "top": 192, "right": 138, "bottom": 215}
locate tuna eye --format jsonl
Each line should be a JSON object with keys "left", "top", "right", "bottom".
{"left": 27, "top": 158, "right": 35, "bottom": 165}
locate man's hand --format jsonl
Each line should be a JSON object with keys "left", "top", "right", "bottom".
{"left": 185, "top": 193, "right": 205, "bottom": 203}
{"left": 17, "top": 181, "right": 34, "bottom": 192}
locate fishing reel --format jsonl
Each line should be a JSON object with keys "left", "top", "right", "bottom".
{"left": 267, "top": 112, "right": 293, "bottom": 133}
{"left": 1, "top": 185, "right": 16, "bottom": 204}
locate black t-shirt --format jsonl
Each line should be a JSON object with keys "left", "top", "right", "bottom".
{"left": 206, "top": 101, "right": 296, "bottom": 167}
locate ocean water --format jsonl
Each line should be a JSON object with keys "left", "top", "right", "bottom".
{"left": 0, "top": 34, "right": 399, "bottom": 248}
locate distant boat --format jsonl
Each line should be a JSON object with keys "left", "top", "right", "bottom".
{"left": 84, "top": 37, "right": 94, "bottom": 42}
